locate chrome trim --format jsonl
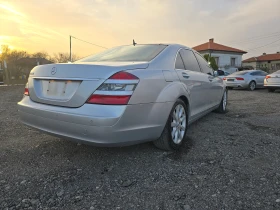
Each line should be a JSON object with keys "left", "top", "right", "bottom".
{"left": 93, "top": 90, "right": 133, "bottom": 95}
{"left": 32, "top": 77, "right": 100, "bottom": 81}
{"left": 104, "top": 79, "right": 139, "bottom": 84}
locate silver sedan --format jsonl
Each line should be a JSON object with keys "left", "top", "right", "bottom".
{"left": 264, "top": 70, "right": 280, "bottom": 92}
{"left": 18, "top": 44, "right": 227, "bottom": 150}
{"left": 224, "top": 70, "right": 268, "bottom": 91}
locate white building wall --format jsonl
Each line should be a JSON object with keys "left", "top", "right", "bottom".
{"left": 199, "top": 52, "right": 243, "bottom": 74}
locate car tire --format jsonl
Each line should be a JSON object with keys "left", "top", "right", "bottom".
{"left": 248, "top": 81, "right": 256, "bottom": 91}
{"left": 268, "top": 88, "right": 276, "bottom": 92}
{"left": 153, "top": 99, "right": 188, "bottom": 151}
{"left": 214, "top": 89, "right": 228, "bottom": 113}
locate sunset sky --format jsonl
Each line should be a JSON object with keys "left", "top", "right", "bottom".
{"left": 0, "top": 0, "right": 280, "bottom": 58}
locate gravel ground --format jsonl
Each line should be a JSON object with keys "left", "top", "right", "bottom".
{"left": 0, "top": 85, "right": 280, "bottom": 210}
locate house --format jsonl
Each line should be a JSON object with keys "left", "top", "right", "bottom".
{"left": 193, "top": 38, "right": 247, "bottom": 73}
{"left": 242, "top": 52, "right": 280, "bottom": 72}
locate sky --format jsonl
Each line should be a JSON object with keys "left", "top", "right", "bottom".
{"left": 0, "top": 0, "right": 280, "bottom": 59}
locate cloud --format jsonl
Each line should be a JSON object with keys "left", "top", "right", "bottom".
{"left": 0, "top": 0, "right": 279, "bottom": 58}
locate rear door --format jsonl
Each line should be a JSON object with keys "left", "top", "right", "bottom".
{"left": 251, "top": 71, "right": 267, "bottom": 87}
{"left": 175, "top": 49, "right": 211, "bottom": 117}
{"left": 194, "top": 52, "right": 223, "bottom": 107}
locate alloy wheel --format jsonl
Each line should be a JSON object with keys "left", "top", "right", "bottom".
{"left": 223, "top": 91, "right": 227, "bottom": 111}
{"left": 171, "top": 104, "right": 186, "bottom": 144}
{"left": 250, "top": 82, "right": 256, "bottom": 90}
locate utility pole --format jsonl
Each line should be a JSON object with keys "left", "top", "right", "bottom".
{"left": 69, "top": 35, "right": 72, "bottom": 62}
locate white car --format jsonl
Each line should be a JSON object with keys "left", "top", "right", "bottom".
{"left": 264, "top": 70, "right": 280, "bottom": 92}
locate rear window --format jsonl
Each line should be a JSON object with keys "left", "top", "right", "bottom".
{"left": 77, "top": 44, "right": 167, "bottom": 62}
{"left": 231, "top": 71, "right": 249, "bottom": 76}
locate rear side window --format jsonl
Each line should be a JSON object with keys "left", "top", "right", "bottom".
{"left": 180, "top": 49, "right": 201, "bottom": 72}
{"left": 175, "top": 53, "right": 185, "bottom": 70}
{"left": 250, "top": 71, "right": 266, "bottom": 76}
{"left": 259, "top": 71, "right": 268, "bottom": 76}
{"left": 195, "top": 53, "right": 213, "bottom": 75}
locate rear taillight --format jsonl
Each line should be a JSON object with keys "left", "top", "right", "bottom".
{"left": 265, "top": 75, "right": 271, "bottom": 79}
{"left": 24, "top": 83, "right": 29, "bottom": 96}
{"left": 235, "top": 77, "right": 244, "bottom": 80}
{"left": 87, "top": 95, "right": 131, "bottom": 105}
{"left": 223, "top": 77, "right": 227, "bottom": 80}
{"left": 86, "top": 71, "right": 139, "bottom": 105}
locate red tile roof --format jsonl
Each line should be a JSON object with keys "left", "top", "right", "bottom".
{"left": 193, "top": 38, "right": 247, "bottom": 54}
{"left": 243, "top": 53, "right": 280, "bottom": 62}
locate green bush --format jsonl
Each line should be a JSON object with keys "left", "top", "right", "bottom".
{"left": 203, "top": 54, "right": 218, "bottom": 70}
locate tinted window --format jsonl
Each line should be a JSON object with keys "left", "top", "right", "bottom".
{"left": 180, "top": 49, "right": 201, "bottom": 72}
{"left": 250, "top": 71, "right": 266, "bottom": 76}
{"left": 77, "top": 44, "right": 167, "bottom": 62}
{"left": 259, "top": 71, "right": 268, "bottom": 76}
{"left": 231, "top": 71, "right": 249, "bottom": 75}
{"left": 250, "top": 71, "right": 258, "bottom": 76}
{"left": 175, "top": 53, "right": 185, "bottom": 69}
{"left": 195, "top": 53, "right": 213, "bottom": 75}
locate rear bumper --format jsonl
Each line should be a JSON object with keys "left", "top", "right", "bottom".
{"left": 225, "top": 81, "right": 248, "bottom": 88}
{"left": 264, "top": 81, "right": 280, "bottom": 88}
{"left": 264, "top": 85, "right": 280, "bottom": 89}
{"left": 18, "top": 96, "right": 173, "bottom": 146}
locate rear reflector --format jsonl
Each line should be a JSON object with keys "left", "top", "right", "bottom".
{"left": 24, "top": 88, "right": 29, "bottom": 96}
{"left": 86, "top": 94, "right": 131, "bottom": 105}
{"left": 235, "top": 77, "right": 244, "bottom": 80}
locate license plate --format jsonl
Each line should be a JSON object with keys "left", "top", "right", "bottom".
{"left": 40, "top": 80, "right": 81, "bottom": 100}
{"left": 227, "top": 79, "right": 234, "bottom": 81}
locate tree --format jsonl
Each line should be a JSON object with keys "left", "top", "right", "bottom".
{"left": 31, "top": 51, "right": 50, "bottom": 60}
{"left": 50, "top": 53, "right": 80, "bottom": 63}
{"left": 203, "top": 54, "right": 218, "bottom": 70}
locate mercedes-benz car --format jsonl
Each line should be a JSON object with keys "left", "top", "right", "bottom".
{"left": 18, "top": 44, "right": 227, "bottom": 150}
{"left": 264, "top": 70, "right": 280, "bottom": 92}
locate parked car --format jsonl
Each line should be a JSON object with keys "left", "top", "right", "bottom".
{"left": 223, "top": 70, "right": 268, "bottom": 91}
{"left": 18, "top": 44, "right": 227, "bottom": 151}
{"left": 264, "top": 70, "right": 280, "bottom": 92}
{"left": 216, "top": 69, "right": 230, "bottom": 80}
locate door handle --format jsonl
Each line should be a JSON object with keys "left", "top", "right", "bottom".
{"left": 182, "top": 73, "right": 190, "bottom": 79}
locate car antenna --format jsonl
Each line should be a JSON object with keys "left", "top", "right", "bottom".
{"left": 133, "top": 39, "right": 137, "bottom": 46}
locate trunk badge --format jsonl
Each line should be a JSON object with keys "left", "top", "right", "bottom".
{"left": 51, "top": 67, "right": 57, "bottom": 75}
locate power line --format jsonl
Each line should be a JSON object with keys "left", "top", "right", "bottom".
{"left": 71, "top": 35, "right": 108, "bottom": 49}
{"left": 246, "top": 37, "right": 280, "bottom": 51}
{"left": 230, "top": 33, "right": 280, "bottom": 45}
{"left": 227, "top": 30, "right": 280, "bottom": 45}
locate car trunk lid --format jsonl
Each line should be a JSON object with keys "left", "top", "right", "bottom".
{"left": 28, "top": 62, "right": 148, "bottom": 107}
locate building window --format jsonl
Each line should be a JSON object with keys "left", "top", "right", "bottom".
{"left": 213, "top": 57, "right": 219, "bottom": 66}
{"left": 231, "top": 58, "right": 236, "bottom": 66}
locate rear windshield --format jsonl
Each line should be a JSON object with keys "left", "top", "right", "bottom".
{"left": 77, "top": 44, "right": 167, "bottom": 62}
{"left": 231, "top": 71, "right": 249, "bottom": 76}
